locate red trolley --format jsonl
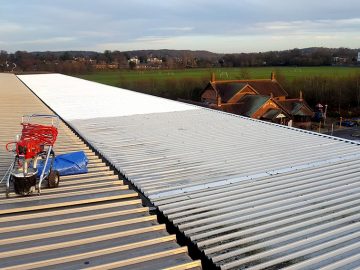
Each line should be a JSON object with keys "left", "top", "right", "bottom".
{"left": 2, "top": 114, "right": 60, "bottom": 197}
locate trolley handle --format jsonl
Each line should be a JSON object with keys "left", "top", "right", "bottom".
{"left": 5, "top": 142, "right": 17, "bottom": 152}
{"left": 22, "top": 114, "right": 60, "bottom": 127}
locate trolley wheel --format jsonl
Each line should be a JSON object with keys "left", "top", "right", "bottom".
{"left": 13, "top": 175, "right": 35, "bottom": 196}
{"left": 5, "top": 176, "right": 11, "bottom": 198}
{"left": 47, "top": 170, "right": 60, "bottom": 188}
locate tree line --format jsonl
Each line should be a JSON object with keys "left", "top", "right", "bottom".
{"left": 221, "top": 47, "right": 359, "bottom": 67}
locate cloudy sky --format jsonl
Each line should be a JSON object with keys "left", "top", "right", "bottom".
{"left": 1, "top": 0, "right": 360, "bottom": 53}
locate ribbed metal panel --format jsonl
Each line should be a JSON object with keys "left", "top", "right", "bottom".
{"left": 0, "top": 73, "right": 201, "bottom": 270}
{"left": 19, "top": 73, "right": 360, "bottom": 269}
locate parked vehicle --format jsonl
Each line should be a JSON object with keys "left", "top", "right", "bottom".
{"left": 337, "top": 120, "right": 356, "bottom": 127}
{"left": 352, "top": 118, "right": 360, "bottom": 126}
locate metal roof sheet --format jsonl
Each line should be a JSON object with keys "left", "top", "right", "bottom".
{"left": 0, "top": 73, "right": 200, "bottom": 270}
{"left": 18, "top": 73, "right": 360, "bottom": 269}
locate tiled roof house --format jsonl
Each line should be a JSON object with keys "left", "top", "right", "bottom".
{"left": 200, "top": 72, "right": 313, "bottom": 128}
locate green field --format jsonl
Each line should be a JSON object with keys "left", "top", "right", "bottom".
{"left": 77, "top": 66, "right": 360, "bottom": 114}
{"left": 78, "top": 66, "right": 360, "bottom": 87}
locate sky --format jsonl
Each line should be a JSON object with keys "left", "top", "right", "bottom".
{"left": 1, "top": 0, "right": 360, "bottom": 53}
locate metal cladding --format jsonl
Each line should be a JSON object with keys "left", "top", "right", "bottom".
{"left": 19, "top": 73, "right": 360, "bottom": 269}
{"left": 0, "top": 73, "right": 200, "bottom": 270}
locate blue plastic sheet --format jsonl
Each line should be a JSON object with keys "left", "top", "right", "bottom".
{"left": 36, "top": 151, "right": 88, "bottom": 177}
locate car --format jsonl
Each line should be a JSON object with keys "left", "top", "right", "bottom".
{"left": 337, "top": 120, "right": 356, "bottom": 127}
{"left": 352, "top": 118, "right": 360, "bottom": 126}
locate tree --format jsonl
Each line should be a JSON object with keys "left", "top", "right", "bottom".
{"left": 0, "top": 50, "right": 8, "bottom": 71}
{"left": 104, "top": 50, "right": 113, "bottom": 64}
{"left": 129, "top": 61, "right": 136, "bottom": 70}
{"left": 14, "top": 51, "right": 36, "bottom": 71}
{"left": 60, "top": 52, "right": 72, "bottom": 61}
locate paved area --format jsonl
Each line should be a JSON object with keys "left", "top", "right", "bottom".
{"left": 326, "top": 126, "right": 360, "bottom": 142}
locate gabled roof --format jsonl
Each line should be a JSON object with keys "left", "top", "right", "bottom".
{"left": 246, "top": 80, "right": 288, "bottom": 97}
{"left": 221, "top": 95, "right": 270, "bottom": 117}
{"left": 276, "top": 99, "right": 314, "bottom": 117}
{"left": 208, "top": 79, "right": 288, "bottom": 101}
{"left": 262, "top": 108, "right": 282, "bottom": 120}
{"left": 207, "top": 82, "right": 249, "bottom": 102}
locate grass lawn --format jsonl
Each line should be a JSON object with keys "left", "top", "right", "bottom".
{"left": 78, "top": 66, "right": 360, "bottom": 87}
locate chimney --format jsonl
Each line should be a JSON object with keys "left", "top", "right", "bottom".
{"left": 211, "top": 72, "right": 216, "bottom": 82}
{"left": 299, "top": 90, "right": 303, "bottom": 101}
{"left": 271, "top": 71, "right": 276, "bottom": 81}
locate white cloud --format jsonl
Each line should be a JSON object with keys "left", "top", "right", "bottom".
{"left": 254, "top": 17, "right": 360, "bottom": 35}
{"left": 77, "top": 31, "right": 113, "bottom": 38}
{"left": 16, "top": 37, "right": 77, "bottom": 45}
{"left": 0, "top": 22, "right": 24, "bottom": 33}
{"left": 134, "top": 36, "right": 172, "bottom": 43}
{"left": 152, "top": 27, "right": 194, "bottom": 32}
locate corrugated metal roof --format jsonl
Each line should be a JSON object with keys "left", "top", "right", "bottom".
{"left": 0, "top": 73, "right": 201, "bottom": 270}
{"left": 18, "top": 73, "right": 360, "bottom": 269}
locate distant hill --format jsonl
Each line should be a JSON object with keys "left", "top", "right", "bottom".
{"left": 123, "top": 49, "right": 221, "bottom": 60}
{"left": 30, "top": 51, "right": 99, "bottom": 58}
{"left": 28, "top": 49, "right": 222, "bottom": 61}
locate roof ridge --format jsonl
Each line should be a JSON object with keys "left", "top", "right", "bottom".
{"left": 278, "top": 98, "right": 304, "bottom": 102}
{"left": 213, "top": 79, "right": 273, "bottom": 83}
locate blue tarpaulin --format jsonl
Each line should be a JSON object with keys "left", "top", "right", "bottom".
{"left": 36, "top": 151, "right": 88, "bottom": 177}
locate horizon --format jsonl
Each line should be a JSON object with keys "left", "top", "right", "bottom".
{"left": 4, "top": 46, "right": 360, "bottom": 55}
{"left": 1, "top": 0, "right": 360, "bottom": 53}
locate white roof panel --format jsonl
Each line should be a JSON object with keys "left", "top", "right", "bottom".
{"left": 18, "top": 74, "right": 198, "bottom": 120}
